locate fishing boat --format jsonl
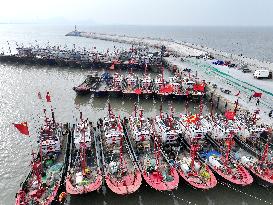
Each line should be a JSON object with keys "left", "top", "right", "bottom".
{"left": 232, "top": 118, "right": 273, "bottom": 187}
{"left": 122, "top": 72, "right": 139, "bottom": 98}
{"left": 200, "top": 114, "right": 253, "bottom": 186}
{"left": 73, "top": 72, "right": 101, "bottom": 95}
{"left": 108, "top": 73, "right": 123, "bottom": 97}
{"left": 154, "top": 105, "right": 182, "bottom": 142}
{"left": 140, "top": 73, "right": 153, "bottom": 98}
{"left": 172, "top": 113, "right": 217, "bottom": 189}
{"left": 100, "top": 104, "right": 142, "bottom": 195}
{"left": 15, "top": 111, "right": 71, "bottom": 205}
{"left": 168, "top": 76, "right": 183, "bottom": 99}
{"left": 66, "top": 114, "right": 102, "bottom": 194}
{"left": 133, "top": 105, "right": 180, "bottom": 191}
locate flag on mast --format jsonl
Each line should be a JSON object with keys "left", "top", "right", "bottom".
{"left": 235, "top": 91, "right": 240, "bottom": 97}
{"left": 46, "top": 92, "right": 51, "bottom": 102}
{"left": 225, "top": 111, "right": 235, "bottom": 120}
{"left": 13, "top": 122, "right": 29, "bottom": 135}
{"left": 253, "top": 92, "right": 262, "bottom": 98}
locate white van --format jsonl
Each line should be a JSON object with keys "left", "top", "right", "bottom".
{"left": 253, "top": 70, "right": 272, "bottom": 79}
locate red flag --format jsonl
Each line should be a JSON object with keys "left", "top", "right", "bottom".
{"left": 160, "top": 84, "right": 173, "bottom": 93}
{"left": 46, "top": 92, "right": 51, "bottom": 102}
{"left": 165, "top": 84, "right": 173, "bottom": 93}
{"left": 134, "top": 88, "right": 142, "bottom": 95}
{"left": 235, "top": 91, "right": 240, "bottom": 96}
{"left": 253, "top": 92, "right": 262, "bottom": 98}
{"left": 193, "top": 84, "right": 205, "bottom": 92}
{"left": 225, "top": 111, "right": 235, "bottom": 120}
{"left": 13, "top": 122, "right": 29, "bottom": 135}
{"left": 37, "top": 92, "right": 42, "bottom": 100}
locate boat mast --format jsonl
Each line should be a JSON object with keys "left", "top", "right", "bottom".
{"left": 161, "top": 65, "right": 164, "bottom": 86}
{"left": 108, "top": 103, "right": 112, "bottom": 118}
{"left": 260, "top": 142, "right": 269, "bottom": 165}
{"left": 51, "top": 108, "right": 55, "bottom": 125}
{"left": 224, "top": 132, "right": 233, "bottom": 166}
{"left": 169, "top": 105, "right": 174, "bottom": 129}
{"left": 160, "top": 104, "right": 163, "bottom": 119}
{"left": 144, "top": 63, "right": 147, "bottom": 76}
{"left": 155, "top": 136, "right": 160, "bottom": 171}
{"left": 139, "top": 108, "right": 144, "bottom": 128}
{"left": 134, "top": 103, "right": 137, "bottom": 118}
{"left": 80, "top": 111, "right": 83, "bottom": 122}
{"left": 80, "top": 126, "right": 87, "bottom": 175}
{"left": 190, "top": 139, "right": 198, "bottom": 173}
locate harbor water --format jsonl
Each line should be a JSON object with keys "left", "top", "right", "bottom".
{"left": 0, "top": 24, "right": 273, "bottom": 205}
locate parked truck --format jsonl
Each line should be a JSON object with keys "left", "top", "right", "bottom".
{"left": 253, "top": 70, "right": 272, "bottom": 79}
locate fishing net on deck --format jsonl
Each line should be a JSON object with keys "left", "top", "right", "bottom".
{"left": 48, "top": 163, "right": 63, "bottom": 174}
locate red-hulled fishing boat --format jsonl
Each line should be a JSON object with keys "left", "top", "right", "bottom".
{"left": 200, "top": 113, "right": 253, "bottom": 186}
{"left": 232, "top": 116, "right": 273, "bottom": 187}
{"left": 127, "top": 105, "right": 179, "bottom": 191}
{"left": 108, "top": 73, "right": 123, "bottom": 97}
{"left": 175, "top": 113, "right": 217, "bottom": 189}
{"left": 100, "top": 104, "right": 142, "bottom": 195}
{"left": 140, "top": 73, "right": 153, "bottom": 97}
{"left": 66, "top": 113, "right": 102, "bottom": 194}
{"left": 15, "top": 110, "right": 71, "bottom": 205}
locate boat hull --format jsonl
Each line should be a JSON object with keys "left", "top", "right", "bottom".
{"left": 211, "top": 165, "right": 253, "bottom": 186}
{"left": 142, "top": 168, "right": 179, "bottom": 191}
{"left": 66, "top": 174, "right": 103, "bottom": 195}
{"left": 15, "top": 125, "right": 72, "bottom": 205}
{"left": 248, "top": 167, "right": 273, "bottom": 187}
{"left": 178, "top": 167, "right": 217, "bottom": 189}
{"left": 105, "top": 171, "right": 142, "bottom": 195}
{"left": 73, "top": 87, "right": 91, "bottom": 95}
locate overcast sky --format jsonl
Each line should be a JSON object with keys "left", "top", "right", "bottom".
{"left": 0, "top": 0, "right": 272, "bottom": 26}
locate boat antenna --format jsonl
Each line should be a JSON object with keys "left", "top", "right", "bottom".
{"left": 260, "top": 142, "right": 269, "bottom": 164}
{"left": 80, "top": 111, "right": 83, "bottom": 122}
{"left": 199, "top": 95, "right": 203, "bottom": 116}
{"left": 51, "top": 108, "right": 55, "bottom": 125}
{"left": 119, "top": 133, "right": 124, "bottom": 175}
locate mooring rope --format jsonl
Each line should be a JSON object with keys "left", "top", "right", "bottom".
{"left": 219, "top": 181, "right": 272, "bottom": 205}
